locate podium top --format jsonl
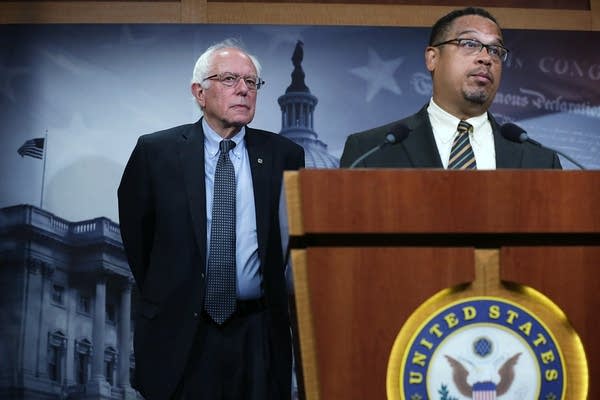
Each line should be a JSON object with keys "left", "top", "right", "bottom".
{"left": 284, "top": 169, "right": 600, "bottom": 239}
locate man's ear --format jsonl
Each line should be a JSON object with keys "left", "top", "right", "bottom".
{"left": 425, "top": 47, "right": 438, "bottom": 73}
{"left": 191, "top": 83, "right": 206, "bottom": 108}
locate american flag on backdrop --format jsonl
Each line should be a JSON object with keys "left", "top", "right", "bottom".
{"left": 17, "top": 138, "right": 45, "bottom": 159}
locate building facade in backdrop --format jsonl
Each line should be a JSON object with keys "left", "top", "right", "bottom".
{"left": 0, "top": 205, "right": 139, "bottom": 400}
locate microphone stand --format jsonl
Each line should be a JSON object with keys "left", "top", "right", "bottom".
{"left": 349, "top": 144, "right": 386, "bottom": 168}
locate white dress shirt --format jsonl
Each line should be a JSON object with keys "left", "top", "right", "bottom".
{"left": 427, "top": 98, "right": 496, "bottom": 170}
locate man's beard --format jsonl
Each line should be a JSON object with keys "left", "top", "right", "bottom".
{"left": 463, "top": 87, "right": 490, "bottom": 105}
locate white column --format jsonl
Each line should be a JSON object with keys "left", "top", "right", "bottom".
{"left": 86, "top": 275, "right": 112, "bottom": 397}
{"left": 118, "top": 279, "right": 132, "bottom": 388}
{"left": 291, "top": 104, "right": 296, "bottom": 126}
{"left": 91, "top": 277, "right": 106, "bottom": 381}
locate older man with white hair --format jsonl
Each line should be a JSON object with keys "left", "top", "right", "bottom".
{"left": 119, "top": 38, "right": 304, "bottom": 400}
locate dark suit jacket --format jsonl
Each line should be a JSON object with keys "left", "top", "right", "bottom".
{"left": 340, "top": 105, "right": 562, "bottom": 169}
{"left": 118, "top": 120, "right": 305, "bottom": 400}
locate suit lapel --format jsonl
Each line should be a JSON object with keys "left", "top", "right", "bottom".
{"left": 402, "top": 106, "right": 444, "bottom": 167}
{"left": 401, "top": 106, "right": 522, "bottom": 169}
{"left": 489, "top": 114, "right": 522, "bottom": 168}
{"left": 178, "top": 120, "right": 207, "bottom": 261}
{"left": 245, "top": 129, "right": 271, "bottom": 268}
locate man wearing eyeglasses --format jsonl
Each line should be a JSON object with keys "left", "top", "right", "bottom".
{"left": 340, "top": 7, "right": 561, "bottom": 169}
{"left": 118, "top": 39, "right": 304, "bottom": 400}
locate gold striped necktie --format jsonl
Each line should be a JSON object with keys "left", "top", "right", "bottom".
{"left": 448, "top": 120, "right": 477, "bottom": 169}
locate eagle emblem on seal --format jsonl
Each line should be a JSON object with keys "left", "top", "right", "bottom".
{"left": 445, "top": 349, "right": 522, "bottom": 399}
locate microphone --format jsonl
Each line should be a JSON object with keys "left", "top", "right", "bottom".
{"left": 500, "top": 122, "right": 586, "bottom": 170}
{"left": 349, "top": 124, "right": 410, "bottom": 168}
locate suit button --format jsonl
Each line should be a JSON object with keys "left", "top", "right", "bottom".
{"left": 193, "top": 312, "right": 199, "bottom": 319}
{"left": 201, "top": 273, "right": 205, "bottom": 279}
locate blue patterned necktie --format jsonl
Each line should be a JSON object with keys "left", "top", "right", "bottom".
{"left": 204, "top": 139, "right": 237, "bottom": 324}
{"left": 448, "top": 120, "right": 477, "bottom": 169}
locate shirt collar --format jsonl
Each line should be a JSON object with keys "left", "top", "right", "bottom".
{"left": 202, "top": 118, "right": 246, "bottom": 160}
{"left": 428, "top": 98, "right": 488, "bottom": 143}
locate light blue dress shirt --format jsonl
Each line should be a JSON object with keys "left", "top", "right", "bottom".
{"left": 203, "top": 119, "right": 262, "bottom": 300}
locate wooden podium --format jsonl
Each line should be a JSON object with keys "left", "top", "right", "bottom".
{"left": 284, "top": 169, "right": 599, "bottom": 400}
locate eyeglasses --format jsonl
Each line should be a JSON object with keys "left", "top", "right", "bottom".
{"left": 203, "top": 72, "right": 265, "bottom": 90}
{"left": 432, "top": 38, "right": 510, "bottom": 63}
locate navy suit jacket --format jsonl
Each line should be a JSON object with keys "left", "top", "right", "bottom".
{"left": 118, "top": 119, "right": 305, "bottom": 400}
{"left": 340, "top": 105, "right": 561, "bottom": 169}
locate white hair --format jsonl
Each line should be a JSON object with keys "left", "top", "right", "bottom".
{"left": 191, "top": 38, "right": 262, "bottom": 89}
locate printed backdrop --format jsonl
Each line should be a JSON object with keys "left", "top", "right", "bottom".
{"left": 1, "top": 25, "right": 599, "bottom": 223}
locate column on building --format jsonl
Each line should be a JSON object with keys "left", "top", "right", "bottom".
{"left": 91, "top": 276, "right": 106, "bottom": 382}
{"left": 118, "top": 278, "right": 133, "bottom": 389}
{"left": 23, "top": 258, "right": 44, "bottom": 378}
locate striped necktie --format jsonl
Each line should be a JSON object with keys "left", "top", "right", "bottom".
{"left": 448, "top": 120, "right": 477, "bottom": 169}
{"left": 204, "top": 139, "right": 237, "bottom": 324}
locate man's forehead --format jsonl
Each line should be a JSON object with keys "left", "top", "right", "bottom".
{"left": 450, "top": 16, "right": 503, "bottom": 41}
{"left": 212, "top": 49, "right": 257, "bottom": 72}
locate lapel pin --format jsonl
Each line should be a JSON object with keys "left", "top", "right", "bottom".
{"left": 257, "top": 158, "right": 263, "bottom": 164}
